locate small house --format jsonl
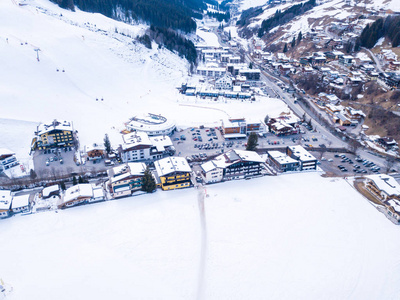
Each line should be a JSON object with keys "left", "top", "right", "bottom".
{"left": 11, "top": 194, "right": 30, "bottom": 214}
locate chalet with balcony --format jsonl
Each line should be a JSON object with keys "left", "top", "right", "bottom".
{"left": 154, "top": 157, "right": 192, "bottom": 191}
{"left": 0, "top": 148, "right": 19, "bottom": 172}
{"left": 31, "top": 119, "right": 75, "bottom": 151}
{"left": 206, "top": 149, "right": 265, "bottom": 181}
{"left": 120, "top": 131, "right": 174, "bottom": 163}
{"left": 60, "top": 184, "right": 94, "bottom": 208}
{"left": 107, "top": 162, "right": 146, "bottom": 198}
{"left": 85, "top": 144, "right": 105, "bottom": 161}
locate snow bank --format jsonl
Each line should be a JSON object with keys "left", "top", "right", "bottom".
{"left": 1, "top": 173, "right": 400, "bottom": 299}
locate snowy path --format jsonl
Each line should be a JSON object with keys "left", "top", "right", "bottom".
{"left": 196, "top": 184, "right": 207, "bottom": 300}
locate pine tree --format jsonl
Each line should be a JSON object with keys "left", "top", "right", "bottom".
{"left": 246, "top": 132, "right": 259, "bottom": 151}
{"left": 73, "top": 176, "right": 77, "bottom": 186}
{"left": 30, "top": 169, "right": 37, "bottom": 180}
{"left": 60, "top": 182, "right": 66, "bottom": 191}
{"left": 142, "top": 166, "right": 156, "bottom": 193}
{"left": 291, "top": 36, "right": 296, "bottom": 48}
{"left": 264, "top": 115, "right": 270, "bottom": 125}
{"left": 228, "top": 30, "right": 232, "bottom": 40}
{"left": 283, "top": 43, "right": 288, "bottom": 53}
{"left": 249, "top": 62, "right": 253, "bottom": 69}
{"left": 297, "top": 31, "right": 302, "bottom": 44}
{"left": 104, "top": 134, "right": 111, "bottom": 155}
{"left": 78, "top": 176, "right": 84, "bottom": 184}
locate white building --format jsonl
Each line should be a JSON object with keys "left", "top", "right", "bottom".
{"left": 107, "top": 162, "right": 146, "bottom": 198}
{"left": 42, "top": 185, "right": 60, "bottom": 199}
{"left": 200, "top": 160, "right": 224, "bottom": 184}
{"left": 90, "top": 185, "right": 106, "bottom": 203}
{"left": 120, "top": 132, "right": 174, "bottom": 163}
{"left": 126, "top": 113, "right": 175, "bottom": 136}
{"left": 201, "top": 149, "right": 265, "bottom": 182}
{"left": 286, "top": 146, "right": 317, "bottom": 170}
{"left": 0, "top": 190, "right": 12, "bottom": 218}
{"left": 215, "top": 75, "right": 233, "bottom": 90}
{"left": 196, "top": 66, "right": 227, "bottom": 78}
{"left": 11, "top": 194, "right": 30, "bottom": 213}
{"left": 0, "top": 148, "right": 19, "bottom": 172}
{"left": 61, "top": 184, "right": 94, "bottom": 208}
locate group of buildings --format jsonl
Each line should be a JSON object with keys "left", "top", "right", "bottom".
{"left": 0, "top": 142, "right": 320, "bottom": 217}
{"left": 186, "top": 45, "right": 261, "bottom": 100}
{"left": 364, "top": 174, "right": 400, "bottom": 224}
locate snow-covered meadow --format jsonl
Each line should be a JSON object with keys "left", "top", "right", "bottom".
{"left": 1, "top": 173, "right": 400, "bottom": 299}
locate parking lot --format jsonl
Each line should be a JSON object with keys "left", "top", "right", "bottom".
{"left": 33, "top": 147, "right": 108, "bottom": 177}
{"left": 313, "top": 151, "right": 384, "bottom": 177}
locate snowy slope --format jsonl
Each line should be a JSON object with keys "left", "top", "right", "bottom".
{"left": 1, "top": 173, "right": 400, "bottom": 299}
{"left": 239, "top": 0, "right": 400, "bottom": 42}
{"left": 0, "top": 0, "right": 289, "bottom": 165}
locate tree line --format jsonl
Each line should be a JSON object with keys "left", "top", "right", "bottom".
{"left": 51, "top": 0, "right": 206, "bottom": 33}
{"left": 258, "top": 0, "right": 316, "bottom": 38}
{"left": 357, "top": 16, "right": 400, "bottom": 49}
{"left": 139, "top": 25, "right": 197, "bottom": 65}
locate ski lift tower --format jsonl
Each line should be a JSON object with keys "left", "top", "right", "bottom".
{"left": 34, "top": 48, "right": 41, "bottom": 61}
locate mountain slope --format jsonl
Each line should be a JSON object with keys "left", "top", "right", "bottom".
{"left": 0, "top": 0, "right": 190, "bottom": 159}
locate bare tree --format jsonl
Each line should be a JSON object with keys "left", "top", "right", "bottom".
{"left": 348, "top": 139, "right": 361, "bottom": 154}
{"left": 385, "top": 156, "right": 396, "bottom": 173}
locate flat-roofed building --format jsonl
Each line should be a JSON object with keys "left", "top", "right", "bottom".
{"left": 286, "top": 146, "right": 317, "bottom": 170}
{"left": 267, "top": 150, "right": 299, "bottom": 172}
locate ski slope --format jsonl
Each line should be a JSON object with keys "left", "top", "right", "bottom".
{"left": 1, "top": 173, "right": 400, "bottom": 299}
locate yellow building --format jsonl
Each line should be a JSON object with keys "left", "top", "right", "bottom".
{"left": 154, "top": 157, "right": 192, "bottom": 191}
{"left": 31, "top": 120, "right": 75, "bottom": 151}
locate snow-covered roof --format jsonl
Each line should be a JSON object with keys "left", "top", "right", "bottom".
{"left": 63, "top": 184, "right": 93, "bottom": 203}
{"left": 85, "top": 144, "right": 105, "bottom": 152}
{"left": 11, "top": 194, "right": 30, "bottom": 209}
{"left": 235, "top": 150, "right": 264, "bottom": 163}
{"left": 326, "top": 104, "right": 343, "bottom": 112}
{"left": 212, "top": 149, "right": 264, "bottom": 169}
{"left": 37, "top": 120, "right": 73, "bottom": 135}
{"left": 42, "top": 185, "right": 59, "bottom": 198}
{"left": 149, "top": 135, "right": 173, "bottom": 152}
{"left": 366, "top": 174, "right": 400, "bottom": 197}
{"left": 126, "top": 113, "right": 175, "bottom": 135}
{"left": 108, "top": 162, "right": 146, "bottom": 183}
{"left": 122, "top": 131, "right": 152, "bottom": 150}
{"left": 154, "top": 157, "right": 191, "bottom": 177}
{"left": 288, "top": 146, "right": 316, "bottom": 162}
{"left": 268, "top": 151, "right": 298, "bottom": 165}
{"left": 201, "top": 160, "right": 221, "bottom": 173}
{"left": 0, "top": 190, "right": 12, "bottom": 210}
{"left": 0, "top": 148, "right": 15, "bottom": 158}
{"left": 92, "top": 186, "right": 105, "bottom": 199}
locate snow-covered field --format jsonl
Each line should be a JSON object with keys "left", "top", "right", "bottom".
{"left": 1, "top": 172, "right": 400, "bottom": 299}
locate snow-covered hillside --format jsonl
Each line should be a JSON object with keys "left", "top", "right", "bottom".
{"left": 0, "top": 0, "right": 289, "bottom": 165}
{"left": 238, "top": 0, "right": 400, "bottom": 43}
{"left": 1, "top": 173, "right": 400, "bottom": 299}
